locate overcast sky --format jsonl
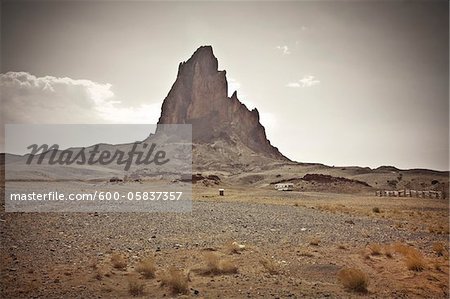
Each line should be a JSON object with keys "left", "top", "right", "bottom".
{"left": 1, "top": 1, "right": 448, "bottom": 170}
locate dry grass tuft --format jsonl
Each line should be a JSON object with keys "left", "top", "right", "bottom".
{"left": 384, "top": 245, "right": 393, "bottom": 258}
{"left": 309, "top": 238, "right": 320, "bottom": 246}
{"left": 432, "top": 242, "right": 446, "bottom": 257}
{"left": 136, "top": 257, "right": 156, "bottom": 279}
{"left": 338, "top": 267, "right": 369, "bottom": 293}
{"left": 94, "top": 268, "right": 105, "bottom": 280}
{"left": 405, "top": 254, "right": 426, "bottom": 271}
{"left": 160, "top": 266, "right": 189, "bottom": 295}
{"left": 110, "top": 253, "right": 127, "bottom": 270}
{"left": 368, "top": 243, "right": 382, "bottom": 256}
{"left": 128, "top": 277, "right": 145, "bottom": 296}
{"left": 90, "top": 260, "right": 98, "bottom": 270}
{"left": 196, "top": 252, "right": 238, "bottom": 275}
{"left": 259, "top": 258, "right": 279, "bottom": 275}
{"left": 433, "top": 261, "right": 443, "bottom": 271}
{"left": 297, "top": 249, "right": 315, "bottom": 257}
{"left": 393, "top": 243, "right": 427, "bottom": 271}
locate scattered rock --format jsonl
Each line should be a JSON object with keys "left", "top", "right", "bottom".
{"left": 109, "top": 177, "right": 123, "bottom": 183}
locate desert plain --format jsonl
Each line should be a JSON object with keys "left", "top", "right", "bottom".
{"left": 1, "top": 163, "right": 449, "bottom": 299}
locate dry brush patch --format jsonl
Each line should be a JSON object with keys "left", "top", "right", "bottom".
{"left": 160, "top": 266, "right": 189, "bottom": 295}
{"left": 195, "top": 252, "right": 238, "bottom": 275}
{"left": 337, "top": 267, "right": 369, "bottom": 293}
{"left": 405, "top": 254, "right": 426, "bottom": 272}
{"left": 432, "top": 242, "right": 447, "bottom": 257}
{"left": 94, "top": 267, "right": 106, "bottom": 281}
{"left": 383, "top": 245, "right": 393, "bottom": 258}
{"left": 393, "top": 243, "right": 427, "bottom": 271}
{"left": 297, "top": 248, "right": 315, "bottom": 257}
{"left": 368, "top": 243, "right": 382, "bottom": 256}
{"left": 128, "top": 277, "right": 145, "bottom": 296}
{"left": 135, "top": 256, "right": 156, "bottom": 279}
{"left": 308, "top": 237, "right": 321, "bottom": 246}
{"left": 259, "top": 258, "right": 279, "bottom": 275}
{"left": 110, "top": 253, "right": 127, "bottom": 270}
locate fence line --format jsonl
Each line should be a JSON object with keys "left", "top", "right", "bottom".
{"left": 375, "top": 190, "right": 443, "bottom": 199}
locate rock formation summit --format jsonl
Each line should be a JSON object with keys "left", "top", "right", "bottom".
{"left": 158, "top": 46, "right": 289, "bottom": 168}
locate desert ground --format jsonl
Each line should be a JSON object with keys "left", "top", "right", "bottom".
{"left": 1, "top": 178, "right": 449, "bottom": 298}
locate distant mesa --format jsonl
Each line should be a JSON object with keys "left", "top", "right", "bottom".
{"left": 157, "top": 46, "right": 289, "bottom": 166}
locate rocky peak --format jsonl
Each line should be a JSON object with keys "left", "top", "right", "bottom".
{"left": 177, "top": 46, "right": 219, "bottom": 77}
{"left": 158, "top": 46, "right": 289, "bottom": 162}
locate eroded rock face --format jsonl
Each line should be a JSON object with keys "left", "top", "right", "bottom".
{"left": 158, "top": 45, "right": 288, "bottom": 161}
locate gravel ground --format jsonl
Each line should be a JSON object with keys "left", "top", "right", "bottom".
{"left": 1, "top": 191, "right": 448, "bottom": 298}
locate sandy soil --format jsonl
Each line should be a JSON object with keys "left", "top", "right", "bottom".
{"left": 0, "top": 183, "right": 449, "bottom": 298}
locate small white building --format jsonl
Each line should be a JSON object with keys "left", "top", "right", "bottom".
{"left": 275, "top": 183, "right": 294, "bottom": 191}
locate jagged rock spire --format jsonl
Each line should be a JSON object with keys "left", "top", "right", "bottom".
{"left": 158, "top": 46, "right": 288, "bottom": 161}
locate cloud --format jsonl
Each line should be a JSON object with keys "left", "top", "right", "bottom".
{"left": 299, "top": 75, "right": 320, "bottom": 87}
{"left": 286, "top": 75, "right": 320, "bottom": 88}
{"left": 276, "top": 45, "right": 290, "bottom": 55}
{"left": 286, "top": 82, "right": 301, "bottom": 88}
{"left": 0, "top": 72, "right": 161, "bottom": 124}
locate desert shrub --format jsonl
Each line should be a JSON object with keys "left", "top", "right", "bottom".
{"left": 393, "top": 243, "right": 427, "bottom": 271}
{"left": 110, "top": 253, "right": 127, "bottom": 270}
{"left": 433, "top": 261, "right": 442, "bottom": 271}
{"left": 128, "top": 278, "right": 144, "bottom": 296}
{"left": 160, "top": 266, "right": 189, "bottom": 295}
{"left": 405, "top": 254, "right": 426, "bottom": 271}
{"left": 136, "top": 257, "right": 156, "bottom": 279}
{"left": 259, "top": 258, "right": 279, "bottom": 275}
{"left": 338, "top": 267, "right": 369, "bottom": 293}
{"left": 94, "top": 267, "right": 105, "bottom": 280}
{"left": 197, "top": 252, "right": 238, "bottom": 275}
{"left": 298, "top": 249, "right": 314, "bottom": 257}
{"left": 368, "top": 243, "right": 382, "bottom": 256}
{"left": 432, "top": 242, "right": 445, "bottom": 257}
{"left": 309, "top": 238, "right": 320, "bottom": 246}
{"left": 384, "top": 245, "right": 393, "bottom": 258}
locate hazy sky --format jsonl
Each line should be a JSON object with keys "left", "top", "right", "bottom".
{"left": 1, "top": 1, "right": 449, "bottom": 170}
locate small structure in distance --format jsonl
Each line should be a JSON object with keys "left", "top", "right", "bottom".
{"left": 275, "top": 183, "right": 294, "bottom": 191}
